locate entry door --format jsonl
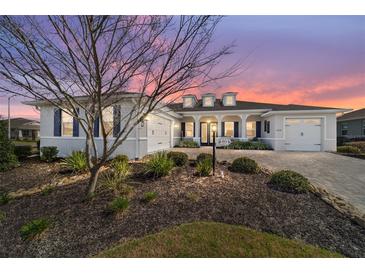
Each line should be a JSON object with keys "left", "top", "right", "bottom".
{"left": 285, "top": 118, "right": 321, "bottom": 151}
{"left": 200, "top": 122, "right": 217, "bottom": 146}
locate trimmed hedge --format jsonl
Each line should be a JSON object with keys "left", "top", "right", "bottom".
{"left": 178, "top": 140, "right": 199, "bottom": 148}
{"left": 167, "top": 151, "right": 188, "bottom": 167}
{"left": 270, "top": 170, "right": 310, "bottom": 194}
{"left": 196, "top": 153, "right": 213, "bottom": 163}
{"left": 41, "top": 146, "right": 59, "bottom": 162}
{"left": 337, "top": 146, "right": 361, "bottom": 154}
{"left": 227, "top": 140, "right": 270, "bottom": 150}
{"left": 229, "top": 157, "right": 259, "bottom": 174}
{"left": 347, "top": 142, "right": 365, "bottom": 153}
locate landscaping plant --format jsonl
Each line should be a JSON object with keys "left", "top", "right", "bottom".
{"left": 20, "top": 218, "right": 51, "bottom": 240}
{"left": 337, "top": 146, "right": 361, "bottom": 154}
{"left": 0, "top": 121, "right": 18, "bottom": 171}
{"left": 178, "top": 140, "right": 200, "bottom": 148}
{"left": 0, "top": 191, "right": 11, "bottom": 205}
{"left": 144, "top": 151, "right": 174, "bottom": 178}
{"left": 102, "top": 156, "right": 131, "bottom": 195}
{"left": 229, "top": 157, "right": 259, "bottom": 174}
{"left": 167, "top": 151, "right": 188, "bottom": 166}
{"left": 14, "top": 145, "right": 33, "bottom": 160}
{"left": 40, "top": 146, "right": 59, "bottom": 162}
{"left": 270, "top": 170, "right": 310, "bottom": 194}
{"left": 108, "top": 196, "right": 129, "bottom": 213}
{"left": 61, "top": 151, "right": 88, "bottom": 172}
{"left": 227, "top": 140, "right": 270, "bottom": 150}
{"left": 196, "top": 158, "right": 212, "bottom": 176}
{"left": 142, "top": 192, "right": 158, "bottom": 203}
{"left": 0, "top": 210, "right": 5, "bottom": 222}
{"left": 196, "top": 153, "right": 213, "bottom": 163}
{"left": 111, "top": 155, "right": 130, "bottom": 179}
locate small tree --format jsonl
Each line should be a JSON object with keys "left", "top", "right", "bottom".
{"left": 0, "top": 16, "right": 241, "bottom": 196}
{"left": 0, "top": 120, "right": 18, "bottom": 171}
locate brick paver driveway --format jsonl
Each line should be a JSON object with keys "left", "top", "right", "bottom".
{"left": 171, "top": 147, "right": 365, "bottom": 214}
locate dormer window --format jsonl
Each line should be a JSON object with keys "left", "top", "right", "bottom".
{"left": 202, "top": 93, "right": 215, "bottom": 107}
{"left": 183, "top": 97, "right": 194, "bottom": 108}
{"left": 222, "top": 92, "right": 237, "bottom": 106}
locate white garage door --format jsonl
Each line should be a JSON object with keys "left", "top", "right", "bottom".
{"left": 147, "top": 115, "right": 171, "bottom": 153}
{"left": 285, "top": 118, "right": 321, "bottom": 151}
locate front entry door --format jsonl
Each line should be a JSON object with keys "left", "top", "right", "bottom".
{"left": 200, "top": 122, "right": 217, "bottom": 146}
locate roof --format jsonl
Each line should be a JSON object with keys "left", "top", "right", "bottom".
{"left": 3, "top": 118, "right": 40, "bottom": 130}
{"left": 169, "top": 99, "right": 341, "bottom": 112}
{"left": 337, "top": 108, "right": 365, "bottom": 121}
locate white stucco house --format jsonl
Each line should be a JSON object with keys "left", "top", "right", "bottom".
{"left": 24, "top": 92, "right": 348, "bottom": 159}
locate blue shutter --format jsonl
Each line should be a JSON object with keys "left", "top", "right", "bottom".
{"left": 54, "top": 108, "right": 61, "bottom": 136}
{"left": 193, "top": 122, "right": 195, "bottom": 137}
{"left": 256, "top": 121, "right": 261, "bottom": 138}
{"left": 113, "top": 105, "right": 121, "bottom": 137}
{"left": 221, "top": 122, "right": 225, "bottom": 137}
{"left": 94, "top": 116, "right": 99, "bottom": 137}
{"left": 73, "top": 108, "right": 80, "bottom": 137}
{"left": 234, "top": 122, "right": 239, "bottom": 138}
{"left": 181, "top": 122, "right": 185, "bottom": 137}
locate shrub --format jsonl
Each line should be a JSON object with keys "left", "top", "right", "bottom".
{"left": 196, "top": 158, "right": 212, "bottom": 176}
{"left": 41, "top": 185, "right": 55, "bottom": 196}
{"left": 108, "top": 196, "right": 129, "bottom": 213}
{"left": 347, "top": 142, "right": 365, "bottom": 153}
{"left": 0, "top": 191, "right": 11, "bottom": 205}
{"left": 178, "top": 140, "right": 199, "bottom": 148}
{"left": 14, "top": 145, "right": 33, "bottom": 160}
{"left": 144, "top": 151, "right": 174, "bottom": 178}
{"left": 337, "top": 146, "right": 361, "bottom": 154}
{"left": 270, "top": 170, "right": 310, "bottom": 194}
{"left": 41, "top": 146, "right": 59, "bottom": 162}
{"left": 167, "top": 151, "right": 188, "bottom": 167}
{"left": 111, "top": 155, "right": 130, "bottom": 180}
{"left": 227, "top": 140, "right": 270, "bottom": 150}
{"left": 0, "top": 121, "right": 18, "bottom": 171}
{"left": 196, "top": 153, "right": 213, "bottom": 163}
{"left": 229, "top": 157, "right": 259, "bottom": 174}
{"left": 0, "top": 210, "right": 5, "bottom": 222}
{"left": 61, "top": 151, "right": 88, "bottom": 172}
{"left": 142, "top": 191, "right": 158, "bottom": 203}
{"left": 113, "top": 154, "right": 129, "bottom": 163}
{"left": 20, "top": 218, "right": 51, "bottom": 240}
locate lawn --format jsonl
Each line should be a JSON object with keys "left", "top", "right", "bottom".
{"left": 97, "top": 222, "right": 342, "bottom": 258}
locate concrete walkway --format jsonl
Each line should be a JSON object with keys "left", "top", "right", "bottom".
{"left": 171, "top": 147, "right": 365, "bottom": 214}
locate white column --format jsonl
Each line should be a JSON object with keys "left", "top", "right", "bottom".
{"left": 193, "top": 115, "right": 200, "bottom": 144}
{"left": 241, "top": 114, "right": 249, "bottom": 140}
{"left": 217, "top": 115, "right": 222, "bottom": 138}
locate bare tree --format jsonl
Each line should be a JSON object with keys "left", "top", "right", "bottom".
{"left": 0, "top": 16, "right": 240, "bottom": 197}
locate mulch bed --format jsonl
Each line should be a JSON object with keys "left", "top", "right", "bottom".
{"left": 0, "top": 160, "right": 365, "bottom": 258}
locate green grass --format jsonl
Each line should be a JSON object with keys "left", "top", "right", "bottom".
{"left": 96, "top": 222, "right": 342, "bottom": 258}
{"left": 20, "top": 218, "right": 51, "bottom": 240}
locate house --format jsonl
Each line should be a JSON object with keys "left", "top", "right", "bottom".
{"left": 24, "top": 92, "right": 348, "bottom": 159}
{"left": 337, "top": 108, "right": 365, "bottom": 139}
{"left": 4, "top": 118, "right": 40, "bottom": 140}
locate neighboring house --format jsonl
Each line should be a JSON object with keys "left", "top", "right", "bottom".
{"left": 5, "top": 118, "right": 40, "bottom": 140}
{"left": 337, "top": 108, "right": 365, "bottom": 139}
{"left": 24, "top": 92, "right": 348, "bottom": 159}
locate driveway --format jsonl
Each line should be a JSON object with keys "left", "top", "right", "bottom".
{"left": 171, "top": 147, "right": 365, "bottom": 214}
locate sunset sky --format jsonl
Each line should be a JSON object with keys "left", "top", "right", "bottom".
{"left": 0, "top": 15, "right": 364, "bottom": 120}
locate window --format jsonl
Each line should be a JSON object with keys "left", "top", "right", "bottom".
{"left": 224, "top": 95, "right": 234, "bottom": 106}
{"left": 102, "top": 107, "right": 114, "bottom": 137}
{"left": 363, "top": 120, "right": 365, "bottom": 135}
{"left": 224, "top": 122, "right": 234, "bottom": 137}
{"left": 264, "top": 120, "right": 267, "bottom": 132}
{"left": 267, "top": 121, "right": 270, "bottom": 134}
{"left": 341, "top": 123, "right": 348, "bottom": 136}
{"left": 203, "top": 96, "right": 214, "bottom": 107}
{"left": 183, "top": 97, "right": 193, "bottom": 108}
{"left": 185, "top": 122, "right": 194, "bottom": 137}
{"left": 62, "top": 111, "right": 73, "bottom": 136}
{"left": 246, "top": 122, "right": 256, "bottom": 138}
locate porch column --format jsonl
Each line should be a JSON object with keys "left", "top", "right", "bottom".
{"left": 217, "top": 115, "right": 222, "bottom": 137}
{"left": 193, "top": 115, "right": 200, "bottom": 144}
{"left": 241, "top": 114, "right": 249, "bottom": 140}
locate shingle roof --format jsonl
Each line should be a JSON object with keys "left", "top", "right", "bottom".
{"left": 338, "top": 108, "right": 365, "bottom": 121}
{"left": 2, "top": 118, "right": 40, "bottom": 130}
{"left": 169, "top": 99, "right": 339, "bottom": 112}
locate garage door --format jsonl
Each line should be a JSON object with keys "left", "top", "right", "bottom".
{"left": 285, "top": 118, "right": 321, "bottom": 151}
{"left": 147, "top": 115, "right": 171, "bottom": 153}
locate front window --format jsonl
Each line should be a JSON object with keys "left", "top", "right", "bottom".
{"left": 185, "top": 122, "right": 194, "bottom": 137}
{"left": 102, "top": 107, "right": 114, "bottom": 137}
{"left": 224, "top": 95, "right": 234, "bottom": 106}
{"left": 183, "top": 97, "right": 193, "bottom": 108}
{"left": 224, "top": 122, "right": 234, "bottom": 137}
{"left": 341, "top": 123, "right": 348, "bottom": 136}
{"left": 203, "top": 96, "right": 214, "bottom": 107}
{"left": 246, "top": 121, "right": 256, "bottom": 138}
{"left": 62, "top": 111, "right": 73, "bottom": 136}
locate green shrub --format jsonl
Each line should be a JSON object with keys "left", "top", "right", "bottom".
{"left": 227, "top": 140, "right": 270, "bottom": 150}
{"left": 41, "top": 146, "right": 59, "bottom": 162}
{"left": 0, "top": 121, "right": 19, "bottom": 171}
{"left": 229, "top": 157, "right": 259, "bottom": 174}
{"left": 270, "top": 170, "right": 310, "bottom": 194}
{"left": 178, "top": 140, "right": 199, "bottom": 148}
{"left": 142, "top": 191, "right": 158, "bottom": 203}
{"left": 144, "top": 151, "right": 174, "bottom": 178}
{"left": 196, "top": 158, "right": 212, "bottom": 176}
{"left": 61, "top": 151, "right": 88, "bottom": 172}
{"left": 337, "top": 146, "right": 361, "bottom": 154}
{"left": 113, "top": 154, "right": 129, "bottom": 163}
{"left": 14, "top": 145, "right": 33, "bottom": 160}
{"left": 196, "top": 153, "right": 213, "bottom": 163}
{"left": 108, "top": 196, "right": 129, "bottom": 213}
{"left": 167, "top": 151, "right": 188, "bottom": 167}
{"left": 348, "top": 142, "right": 365, "bottom": 153}
{"left": 0, "top": 191, "right": 11, "bottom": 205}
{"left": 0, "top": 210, "right": 5, "bottom": 222}
{"left": 111, "top": 155, "right": 130, "bottom": 179}
{"left": 20, "top": 218, "right": 51, "bottom": 240}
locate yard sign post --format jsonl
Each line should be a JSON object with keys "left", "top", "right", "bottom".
{"left": 212, "top": 124, "right": 216, "bottom": 176}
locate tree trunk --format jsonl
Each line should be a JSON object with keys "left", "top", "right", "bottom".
{"left": 87, "top": 166, "right": 101, "bottom": 198}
